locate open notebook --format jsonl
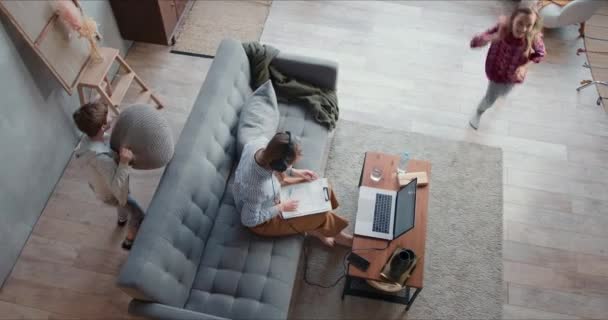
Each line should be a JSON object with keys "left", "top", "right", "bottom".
{"left": 280, "top": 178, "right": 332, "bottom": 219}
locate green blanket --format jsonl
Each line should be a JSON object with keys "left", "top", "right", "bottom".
{"left": 243, "top": 42, "right": 339, "bottom": 130}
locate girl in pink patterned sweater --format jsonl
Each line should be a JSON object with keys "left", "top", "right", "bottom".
{"left": 469, "top": 7, "right": 546, "bottom": 129}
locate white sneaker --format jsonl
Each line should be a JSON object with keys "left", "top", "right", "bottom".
{"left": 469, "top": 111, "right": 482, "bottom": 130}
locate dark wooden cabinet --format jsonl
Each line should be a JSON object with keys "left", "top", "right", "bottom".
{"left": 109, "top": 0, "right": 190, "bottom": 45}
{"left": 175, "top": 0, "right": 188, "bottom": 18}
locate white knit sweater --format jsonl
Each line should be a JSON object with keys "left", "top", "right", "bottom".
{"left": 74, "top": 135, "right": 130, "bottom": 206}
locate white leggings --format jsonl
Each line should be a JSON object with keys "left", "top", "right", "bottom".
{"left": 477, "top": 81, "right": 514, "bottom": 114}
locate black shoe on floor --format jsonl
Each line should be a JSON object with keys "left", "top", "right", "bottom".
{"left": 122, "top": 238, "right": 134, "bottom": 250}
{"left": 117, "top": 218, "right": 128, "bottom": 227}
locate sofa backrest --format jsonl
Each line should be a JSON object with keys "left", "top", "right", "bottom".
{"left": 117, "top": 39, "right": 252, "bottom": 307}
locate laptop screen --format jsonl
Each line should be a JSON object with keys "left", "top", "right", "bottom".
{"left": 393, "top": 178, "right": 417, "bottom": 238}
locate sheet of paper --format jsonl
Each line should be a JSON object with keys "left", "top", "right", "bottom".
{"left": 280, "top": 178, "right": 332, "bottom": 219}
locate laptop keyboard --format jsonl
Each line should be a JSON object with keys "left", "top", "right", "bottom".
{"left": 372, "top": 193, "right": 392, "bottom": 233}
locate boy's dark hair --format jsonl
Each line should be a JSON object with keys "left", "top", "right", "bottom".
{"left": 73, "top": 102, "right": 108, "bottom": 137}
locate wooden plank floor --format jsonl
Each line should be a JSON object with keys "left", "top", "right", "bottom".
{"left": 259, "top": 1, "right": 608, "bottom": 319}
{"left": 0, "top": 44, "right": 213, "bottom": 319}
{"left": 2, "top": 1, "right": 608, "bottom": 319}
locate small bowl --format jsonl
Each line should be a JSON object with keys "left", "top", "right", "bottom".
{"left": 370, "top": 167, "right": 383, "bottom": 182}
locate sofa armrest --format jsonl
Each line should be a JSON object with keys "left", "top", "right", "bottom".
{"left": 129, "top": 300, "right": 230, "bottom": 320}
{"left": 271, "top": 52, "right": 338, "bottom": 90}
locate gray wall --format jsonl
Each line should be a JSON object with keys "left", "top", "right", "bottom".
{"left": 0, "top": 1, "right": 130, "bottom": 286}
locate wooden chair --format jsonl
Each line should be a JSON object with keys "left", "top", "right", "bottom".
{"left": 77, "top": 47, "right": 164, "bottom": 114}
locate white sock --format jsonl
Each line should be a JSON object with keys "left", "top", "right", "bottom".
{"left": 469, "top": 110, "right": 482, "bottom": 130}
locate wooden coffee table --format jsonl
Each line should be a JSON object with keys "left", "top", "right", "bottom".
{"left": 342, "top": 152, "right": 431, "bottom": 311}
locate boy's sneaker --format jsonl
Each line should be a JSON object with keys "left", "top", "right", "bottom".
{"left": 122, "top": 238, "right": 134, "bottom": 250}
{"left": 117, "top": 217, "right": 128, "bottom": 227}
{"left": 469, "top": 111, "right": 482, "bottom": 130}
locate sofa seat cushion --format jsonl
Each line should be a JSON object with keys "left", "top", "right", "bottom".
{"left": 278, "top": 102, "right": 331, "bottom": 173}
{"left": 185, "top": 184, "right": 303, "bottom": 320}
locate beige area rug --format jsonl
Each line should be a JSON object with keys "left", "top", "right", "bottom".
{"left": 289, "top": 120, "right": 504, "bottom": 319}
{"left": 172, "top": 0, "right": 272, "bottom": 58}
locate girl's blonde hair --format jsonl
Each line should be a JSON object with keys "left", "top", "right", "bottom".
{"left": 499, "top": 7, "right": 543, "bottom": 57}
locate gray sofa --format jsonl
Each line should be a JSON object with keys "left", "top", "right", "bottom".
{"left": 116, "top": 39, "right": 338, "bottom": 320}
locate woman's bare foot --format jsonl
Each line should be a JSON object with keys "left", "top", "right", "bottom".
{"left": 122, "top": 228, "right": 138, "bottom": 250}
{"left": 335, "top": 231, "right": 353, "bottom": 247}
{"left": 308, "top": 230, "right": 335, "bottom": 247}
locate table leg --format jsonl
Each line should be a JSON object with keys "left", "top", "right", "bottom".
{"left": 577, "top": 80, "right": 608, "bottom": 92}
{"left": 406, "top": 287, "right": 422, "bottom": 311}
{"left": 77, "top": 86, "right": 86, "bottom": 105}
{"left": 342, "top": 275, "right": 351, "bottom": 300}
{"left": 98, "top": 87, "right": 119, "bottom": 115}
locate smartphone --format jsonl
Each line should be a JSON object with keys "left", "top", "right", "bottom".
{"left": 347, "top": 252, "right": 370, "bottom": 271}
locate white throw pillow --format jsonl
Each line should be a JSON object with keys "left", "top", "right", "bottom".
{"left": 237, "top": 80, "right": 279, "bottom": 156}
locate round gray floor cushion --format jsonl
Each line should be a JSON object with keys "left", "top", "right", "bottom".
{"left": 110, "top": 104, "right": 174, "bottom": 170}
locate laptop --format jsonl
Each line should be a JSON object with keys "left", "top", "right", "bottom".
{"left": 354, "top": 178, "right": 417, "bottom": 240}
